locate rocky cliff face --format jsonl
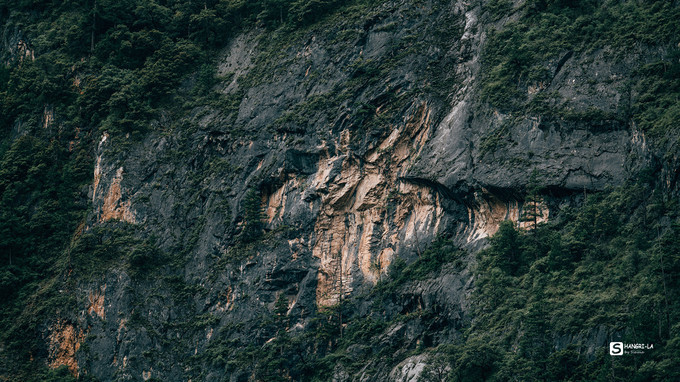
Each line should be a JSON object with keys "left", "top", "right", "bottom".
{"left": 3, "top": 0, "right": 679, "bottom": 381}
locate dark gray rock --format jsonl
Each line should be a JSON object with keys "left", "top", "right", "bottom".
{"left": 56, "top": 0, "right": 676, "bottom": 380}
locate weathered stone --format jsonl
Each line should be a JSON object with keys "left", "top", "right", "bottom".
{"left": 49, "top": 0, "right": 674, "bottom": 380}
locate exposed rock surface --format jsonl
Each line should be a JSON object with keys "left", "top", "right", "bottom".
{"left": 15, "top": 0, "right": 675, "bottom": 380}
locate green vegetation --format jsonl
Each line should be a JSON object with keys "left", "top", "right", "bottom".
{"left": 64, "top": 222, "right": 169, "bottom": 280}
{"left": 378, "top": 237, "right": 465, "bottom": 286}
{"left": 0, "top": 135, "right": 89, "bottom": 298}
{"left": 205, "top": 177, "right": 680, "bottom": 381}
{"left": 0, "top": 133, "right": 90, "bottom": 379}
{"left": 0, "top": 0, "right": 395, "bottom": 378}
{"left": 153, "top": 172, "right": 680, "bottom": 381}
{"left": 1, "top": 0, "right": 679, "bottom": 380}
{"left": 423, "top": 179, "right": 680, "bottom": 380}
{"left": 0, "top": 0, "right": 384, "bottom": 139}
{"left": 632, "top": 51, "right": 680, "bottom": 139}
{"left": 484, "top": 0, "right": 513, "bottom": 21}
{"left": 194, "top": 237, "right": 463, "bottom": 381}
{"left": 0, "top": 218, "right": 170, "bottom": 379}
{"left": 250, "top": 0, "right": 463, "bottom": 147}
{"left": 239, "top": 188, "right": 265, "bottom": 243}
{"left": 28, "top": 366, "right": 76, "bottom": 382}
{"left": 480, "top": 0, "right": 680, "bottom": 141}
{"left": 478, "top": 117, "right": 513, "bottom": 157}
{"left": 519, "top": 169, "right": 545, "bottom": 231}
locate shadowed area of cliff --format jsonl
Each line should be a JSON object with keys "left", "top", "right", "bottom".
{"left": 0, "top": 0, "right": 679, "bottom": 381}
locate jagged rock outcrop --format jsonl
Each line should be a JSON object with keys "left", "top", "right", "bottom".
{"left": 22, "top": 0, "right": 675, "bottom": 380}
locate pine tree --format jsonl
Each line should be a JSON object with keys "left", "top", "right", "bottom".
{"left": 489, "top": 220, "right": 523, "bottom": 275}
{"left": 240, "top": 188, "right": 263, "bottom": 243}
{"left": 274, "top": 293, "right": 288, "bottom": 318}
{"left": 521, "top": 169, "right": 544, "bottom": 231}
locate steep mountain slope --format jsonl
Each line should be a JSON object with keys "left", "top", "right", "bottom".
{"left": 1, "top": 0, "right": 679, "bottom": 381}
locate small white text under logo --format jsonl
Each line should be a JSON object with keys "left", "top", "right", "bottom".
{"left": 609, "top": 342, "right": 654, "bottom": 356}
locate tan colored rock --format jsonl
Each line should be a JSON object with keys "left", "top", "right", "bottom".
{"left": 256, "top": 103, "right": 442, "bottom": 307}
{"left": 265, "top": 178, "right": 300, "bottom": 223}
{"left": 312, "top": 103, "right": 441, "bottom": 306}
{"left": 92, "top": 133, "right": 136, "bottom": 223}
{"left": 92, "top": 133, "right": 108, "bottom": 203}
{"left": 87, "top": 284, "right": 106, "bottom": 320}
{"left": 43, "top": 105, "right": 54, "bottom": 129}
{"left": 48, "top": 320, "right": 85, "bottom": 377}
{"left": 99, "top": 167, "right": 136, "bottom": 223}
{"left": 466, "top": 190, "right": 549, "bottom": 243}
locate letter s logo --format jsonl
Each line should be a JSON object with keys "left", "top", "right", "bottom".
{"left": 610, "top": 342, "right": 623, "bottom": 356}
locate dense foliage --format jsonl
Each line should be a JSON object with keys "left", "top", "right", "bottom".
{"left": 0, "top": 0, "right": 357, "bottom": 138}
{"left": 0, "top": 0, "right": 374, "bottom": 379}
{"left": 481, "top": 0, "right": 680, "bottom": 140}
{"left": 0, "top": 0, "right": 678, "bottom": 380}
{"left": 193, "top": 175, "right": 680, "bottom": 381}
{"left": 461, "top": 181, "right": 680, "bottom": 381}
{"left": 194, "top": 236, "right": 465, "bottom": 381}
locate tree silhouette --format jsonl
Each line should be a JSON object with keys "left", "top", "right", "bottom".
{"left": 239, "top": 188, "right": 263, "bottom": 242}
{"left": 521, "top": 169, "right": 545, "bottom": 231}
